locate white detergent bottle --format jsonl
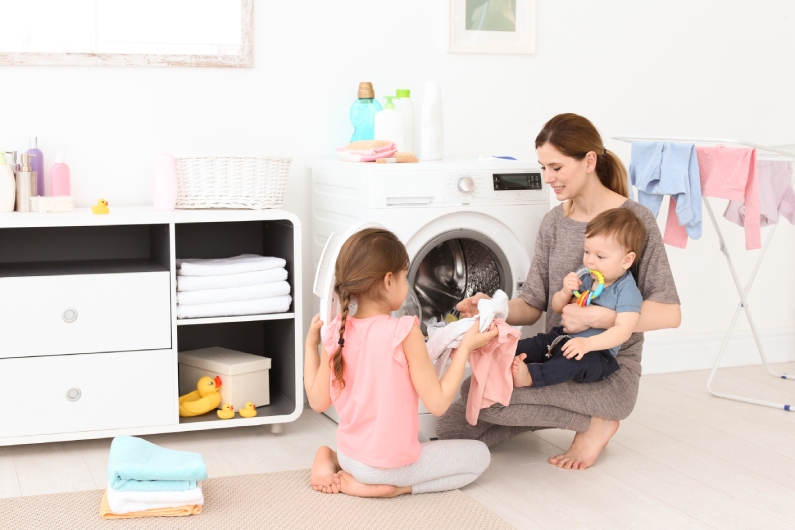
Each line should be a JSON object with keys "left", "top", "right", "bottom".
{"left": 0, "top": 152, "right": 15, "bottom": 212}
{"left": 420, "top": 81, "right": 443, "bottom": 161}
{"left": 373, "top": 96, "right": 404, "bottom": 150}
{"left": 395, "top": 89, "right": 414, "bottom": 153}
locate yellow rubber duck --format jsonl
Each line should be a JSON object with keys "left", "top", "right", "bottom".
{"left": 239, "top": 402, "right": 258, "bottom": 418}
{"left": 217, "top": 403, "right": 235, "bottom": 419}
{"left": 179, "top": 376, "right": 222, "bottom": 417}
{"left": 91, "top": 199, "right": 110, "bottom": 214}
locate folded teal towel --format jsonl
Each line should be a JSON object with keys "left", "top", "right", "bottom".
{"left": 107, "top": 436, "right": 208, "bottom": 492}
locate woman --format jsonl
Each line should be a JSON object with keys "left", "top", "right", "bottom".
{"left": 437, "top": 113, "right": 681, "bottom": 470}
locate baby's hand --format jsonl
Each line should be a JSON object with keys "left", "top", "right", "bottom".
{"left": 306, "top": 313, "right": 323, "bottom": 347}
{"left": 562, "top": 272, "right": 581, "bottom": 294}
{"left": 561, "top": 337, "right": 590, "bottom": 360}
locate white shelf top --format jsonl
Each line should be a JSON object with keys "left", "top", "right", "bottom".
{"left": 177, "top": 313, "right": 295, "bottom": 326}
{"left": 0, "top": 206, "right": 301, "bottom": 229}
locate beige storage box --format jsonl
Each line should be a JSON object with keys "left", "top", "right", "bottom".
{"left": 178, "top": 347, "right": 271, "bottom": 412}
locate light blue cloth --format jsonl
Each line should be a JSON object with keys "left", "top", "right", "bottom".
{"left": 629, "top": 141, "right": 703, "bottom": 240}
{"left": 572, "top": 272, "right": 642, "bottom": 357}
{"left": 107, "top": 436, "right": 208, "bottom": 492}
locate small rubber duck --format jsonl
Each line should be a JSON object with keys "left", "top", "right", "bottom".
{"left": 217, "top": 403, "right": 235, "bottom": 420}
{"left": 91, "top": 199, "right": 110, "bottom": 214}
{"left": 239, "top": 402, "right": 257, "bottom": 418}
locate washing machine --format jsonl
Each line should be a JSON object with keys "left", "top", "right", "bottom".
{"left": 310, "top": 159, "right": 548, "bottom": 439}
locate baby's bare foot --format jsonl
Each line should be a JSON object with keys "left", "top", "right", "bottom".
{"left": 335, "top": 471, "right": 411, "bottom": 498}
{"left": 512, "top": 354, "right": 533, "bottom": 388}
{"left": 310, "top": 446, "right": 341, "bottom": 494}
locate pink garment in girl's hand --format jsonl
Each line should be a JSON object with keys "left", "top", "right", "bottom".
{"left": 465, "top": 319, "right": 521, "bottom": 426}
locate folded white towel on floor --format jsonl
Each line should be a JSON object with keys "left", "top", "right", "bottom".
{"left": 177, "top": 254, "right": 287, "bottom": 277}
{"left": 176, "top": 281, "right": 291, "bottom": 306}
{"left": 177, "top": 268, "right": 288, "bottom": 292}
{"left": 107, "top": 483, "right": 204, "bottom": 514}
{"left": 176, "top": 295, "right": 292, "bottom": 319}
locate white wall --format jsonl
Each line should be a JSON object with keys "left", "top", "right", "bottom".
{"left": 2, "top": 0, "right": 794, "bottom": 373}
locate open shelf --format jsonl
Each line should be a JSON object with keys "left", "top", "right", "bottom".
{"left": 177, "top": 313, "right": 295, "bottom": 326}
{"left": 0, "top": 258, "right": 168, "bottom": 277}
{"left": 178, "top": 393, "right": 296, "bottom": 424}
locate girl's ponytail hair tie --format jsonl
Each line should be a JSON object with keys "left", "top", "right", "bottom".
{"left": 338, "top": 338, "right": 345, "bottom": 346}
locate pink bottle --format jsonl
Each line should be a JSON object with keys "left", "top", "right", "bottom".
{"left": 50, "top": 146, "right": 71, "bottom": 196}
{"left": 152, "top": 153, "right": 177, "bottom": 211}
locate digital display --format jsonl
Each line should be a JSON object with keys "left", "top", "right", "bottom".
{"left": 493, "top": 173, "right": 542, "bottom": 191}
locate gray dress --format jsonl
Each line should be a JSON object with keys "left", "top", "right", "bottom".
{"left": 436, "top": 200, "right": 680, "bottom": 445}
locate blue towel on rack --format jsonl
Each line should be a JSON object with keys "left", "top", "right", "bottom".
{"left": 629, "top": 141, "right": 703, "bottom": 240}
{"left": 107, "top": 436, "right": 208, "bottom": 492}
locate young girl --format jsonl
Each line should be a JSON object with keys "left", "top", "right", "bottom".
{"left": 304, "top": 228, "right": 495, "bottom": 497}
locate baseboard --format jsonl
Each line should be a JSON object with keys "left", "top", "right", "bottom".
{"left": 641, "top": 328, "right": 795, "bottom": 374}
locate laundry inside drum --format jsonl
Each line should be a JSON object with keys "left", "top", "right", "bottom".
{"left": 411, "top": 238, "right": 503, "bottom": 326}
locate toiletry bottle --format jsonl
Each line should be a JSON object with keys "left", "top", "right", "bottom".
{"left": 350, "top": 82, "right": 383, "bottom": 142}
{"left": 26, "top": 137, "right": 44, "bottom": 196}
{"left": 373, "top": 96, "right": 405, "bottom": 150}
{"left": 0, "top": 152, "right": 15, "bottom": 212}
{"left": 395, "top": 89, "right": 415, "bottom": 153}
{"left": 50, "top": 146, "right": 71, "bottom": 196}
{"left": 420, "top": 81, "right": 443, "bottom": 161}
{"left": 15, "top": 153, "right": 37, "bottom": 212}
{"left": 152, "top": 153, "right": 177, "bottom": 211}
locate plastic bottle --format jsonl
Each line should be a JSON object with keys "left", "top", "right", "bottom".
{"left": 350, "top": 82, "right": 383, "bottom": 142}
{"left": 0, "top": 152, "right": 15, "bottom": 212}
{"left": 50, "top": 146, "right": 71, "bottom": 196}
{"left": 395, "top": 89, "right": 414, "bottom": 153}
{"left": 373, "top": 96, "right": 405, "bottom": 150}
{"left": 26, "top": 137, "right": 44, "bottom": 196}
{"left": 152, "top": 153, "right": 177, "bottom": 211}
{"left": 419, "top": 81, "right": 443, "bottom": 161}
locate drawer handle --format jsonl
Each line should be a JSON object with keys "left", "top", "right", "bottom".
{"left": 65, "top": 387, "right": 82, "bottom": 402}
{"left": 62, "top": 308, "right": 78, "bottom": 323}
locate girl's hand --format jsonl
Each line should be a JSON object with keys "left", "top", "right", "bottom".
{"left": 562, "top": 272, "right": 581, "bottom": 294}
{"left": 459, "top": 321, "right": 499, "bottom": 352}
{"left": 306, "top": 313, "right": 323, "bottom": 347}
{"left": 456, "top": 292, "right": 490, "bottom": 318}
{"left": 561, "top": 337, "right": 591, "bottom": 360}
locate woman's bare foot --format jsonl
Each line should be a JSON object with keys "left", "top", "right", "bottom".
{"left": 548, "top": 417, "right": 619, "bottom": 470}
{"left": 511, "top": 354, "right": 533, "bottom": 387}
{"left": 333, "top": 471, "right": 411, "bottom": 498}
{"left": 310, "top": 446, "right": 341, "bottom": 493}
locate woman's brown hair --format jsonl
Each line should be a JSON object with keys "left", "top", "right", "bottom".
{"left": 331, "top": 228, "right": 409, "bottom": 390}
{"left": 535, "top": 113, "right": 629, "bottom": 198}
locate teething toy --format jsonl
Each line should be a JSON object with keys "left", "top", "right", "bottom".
{"left": 572, "top": 268, "right": 604, "bottom": 306}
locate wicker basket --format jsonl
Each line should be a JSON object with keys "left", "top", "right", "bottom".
{"left": 175, "top": 155, "right": 291, "bottom": 209}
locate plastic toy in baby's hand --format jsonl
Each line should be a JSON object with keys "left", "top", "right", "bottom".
{"left": 572, "top": 268, "right": 604, "bottom": 307}
{"left": 217, "top": 403, "right": 235, "bottom": 419}
{"left": 239, "top": 402, "right": 258, "bottom": 418}
{"left": 179, "top": 375, "right": 222, "bottom": 417}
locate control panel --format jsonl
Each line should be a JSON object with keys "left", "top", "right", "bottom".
{"left": 444, "top": 170, "right": 544, "bottom": 204}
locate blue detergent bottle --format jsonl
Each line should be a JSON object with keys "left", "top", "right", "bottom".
{"left": 350, "top": 82, "right": 383, "bottom": 142}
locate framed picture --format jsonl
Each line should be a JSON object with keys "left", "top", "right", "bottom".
{"left": 448, "top": 0, "right": 535, "bottom": 55}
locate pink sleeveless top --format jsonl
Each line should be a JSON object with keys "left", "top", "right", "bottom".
{"left": 323, "top": 314, "right": 420, "bottom": 468}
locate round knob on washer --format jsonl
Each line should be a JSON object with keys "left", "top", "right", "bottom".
{"left": 456, "top": 175, "right": 475, "bottom": 195}
{"left": 65, "top": 388, "right": 82, "bottom": 402}
{"left": 62, "top": 308, "right": 78, "bottom": 323}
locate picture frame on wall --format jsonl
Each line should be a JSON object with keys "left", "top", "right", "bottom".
{"left": 448, "top": 0, "right": 535, "bottom": 55}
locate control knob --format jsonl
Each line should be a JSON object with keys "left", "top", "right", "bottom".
{"left": 456, "top": 175, "right": 475, "bottom": 195}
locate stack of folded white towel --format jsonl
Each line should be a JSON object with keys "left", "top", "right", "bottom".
{"left": 176, "top": 254, "right": 292, "bottom": 319}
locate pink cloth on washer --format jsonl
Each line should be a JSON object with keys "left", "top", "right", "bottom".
{"left": 724, "top": 161, "right": 795, "bottom": 228}
{"left": 465, "top": 319, "right": 521, "bottom": 426}
{"left": 336, "top": 141, "right": 397, "bottom": 162}
{"left": 665, "top": 146, "right": 760, "bottom": 249}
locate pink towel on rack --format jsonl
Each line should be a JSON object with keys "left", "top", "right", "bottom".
{"left": 665, "top": 146, "right": 760, "bottom": 250}
{"left": 724, "top": 161, "right": 795, "bottom": 228}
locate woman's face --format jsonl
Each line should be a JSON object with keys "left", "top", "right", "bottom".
{"left": 537, "top": 142, "right": 595, "bottom": 201}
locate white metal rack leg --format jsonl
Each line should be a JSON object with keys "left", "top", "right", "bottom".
{"left": 702, "top": 199, "right": 793, "bottom": 411}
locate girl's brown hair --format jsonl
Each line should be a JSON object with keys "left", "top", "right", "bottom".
{"left": 331, "top": 228, "right": 409, "bottom": 390}
{"left": 535, "top": 113, "right": 629, "bottom": 199}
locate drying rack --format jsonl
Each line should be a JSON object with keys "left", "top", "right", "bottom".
{"left": 613, "top": 135, "right": 795, "bottom": 411}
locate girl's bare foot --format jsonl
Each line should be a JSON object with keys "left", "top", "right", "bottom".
{"left": 333, "top": 471, "right": 411, "bottom": 498}
{"left": 310, "top": 446, "right": 341, "bottom": 494}
{"left": 548, "top": 417, "right": 619, "bottom": 470}
{"left": 511, "top": 354, "right": 533, "bottom": 387}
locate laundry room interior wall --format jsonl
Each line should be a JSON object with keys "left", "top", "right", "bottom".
{"left": 2, "top": 0, "right": 794, "bottom": 373}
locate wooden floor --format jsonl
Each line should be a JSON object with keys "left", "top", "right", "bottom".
{"left": 2, "top": 362, "right": 794, "bottom": 529}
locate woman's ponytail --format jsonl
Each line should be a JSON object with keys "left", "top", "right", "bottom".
{"left": 596, "top": 149, "right": 629, "bottom": 198}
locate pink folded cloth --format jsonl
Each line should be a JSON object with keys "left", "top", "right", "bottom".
{"left": 336, "top": 142, "right": 397, "bottom": 162}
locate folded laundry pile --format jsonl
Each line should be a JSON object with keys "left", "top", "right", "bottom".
{"left": 101, "top": 436, "right": 207, "bottom": 519}
{"left": 176, "top": 254, "right": 292, "bottom": 319}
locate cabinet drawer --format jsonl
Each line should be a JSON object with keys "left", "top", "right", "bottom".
{"left": 0, "top": 350, "right": 174, "bottom": 439}
{"left": 0, "top": 272, "right": 171, "bottom": 359}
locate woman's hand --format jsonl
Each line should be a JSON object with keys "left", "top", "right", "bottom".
{"left": 456, "top": 292, "right": 490, "bottom": 318}
{"left": 306, "top": 313, "right": 323, "bottom": 348}
{"left": 561, "top": 304, "right": 616, "bottom": 334}
{"left": 459, "top": 321, "right": 499, "bottom": 352}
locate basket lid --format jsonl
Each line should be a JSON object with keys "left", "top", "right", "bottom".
{"left": 178, "top": 347, "right": 271, "bottom": 376}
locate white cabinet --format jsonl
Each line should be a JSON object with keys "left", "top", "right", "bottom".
{"left": 0, "top": 208, "right": 302, "bottom": 446}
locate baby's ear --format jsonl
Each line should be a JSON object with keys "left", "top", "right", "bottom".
{"left": 622, "top": 251, "right": 636, "bottom": 269}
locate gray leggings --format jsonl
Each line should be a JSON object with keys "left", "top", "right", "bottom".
{"left": 337, "top": 439, "right": 490, "bottom": 494}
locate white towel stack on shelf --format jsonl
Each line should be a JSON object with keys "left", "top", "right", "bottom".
{"left": 176, "top": 254, "right": 292, "bottom": 319}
